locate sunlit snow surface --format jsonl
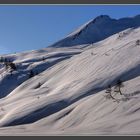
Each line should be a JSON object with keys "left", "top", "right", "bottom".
{"left": 0, "top": 26, "right": 140, "bottom": 135}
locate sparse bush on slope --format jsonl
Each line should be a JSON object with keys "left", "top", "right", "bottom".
{"left": 105, "top": 80, "right": 130, "bottom": 103}
{"left": 136, "top": 40, "right": 140, "bottom": 45}
{"left": 105, "top": 85, "right": 119, "bottom": 102}
{"left": 114, "top": 79, "right": 124, "bottom": 95}
{"left": 28, "top": 70, "right": 34, "bottom": 78}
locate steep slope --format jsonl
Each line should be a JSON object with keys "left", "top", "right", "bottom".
{"left": 0, "top": 27, "right": 140, "bottom": 135}
{"left": 51, "top": 15, "right": 140, "bottom": 47}
{"left": 0, "top": 46, "right": 83, "bottom": 98}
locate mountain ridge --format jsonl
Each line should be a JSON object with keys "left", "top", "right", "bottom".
{"left": 0, "top": 15, "right": 140, "bottom": 135}
{"left": 50, "top": 14, "right": 140, "bottom": 48}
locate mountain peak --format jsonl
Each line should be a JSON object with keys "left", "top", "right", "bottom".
{"left": 92, "top": 15, "right": 111, "bottom": 23}
{"left": 50, "top": 14, "right": 140, "bottom": 48}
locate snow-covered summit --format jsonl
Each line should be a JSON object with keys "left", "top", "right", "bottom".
{"left": 0, "top": 15, "right": 140, "bottom": 135}
{"left": 51, "top": 15, "right": 140, "bottom": 47}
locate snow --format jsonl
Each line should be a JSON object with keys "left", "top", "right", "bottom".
{"left": 0, "top": 15, "right": 140, "bottom": 135}
{"left": 51, "top": 15, "right": 140, "bottom": 47}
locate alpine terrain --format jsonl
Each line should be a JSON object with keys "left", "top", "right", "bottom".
{"left": 0, "top": 15, "right": 140, "bottom": 135}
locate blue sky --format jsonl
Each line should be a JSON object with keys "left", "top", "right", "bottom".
{"left": 0, "top": 5, "right": 140, "bottom": 54}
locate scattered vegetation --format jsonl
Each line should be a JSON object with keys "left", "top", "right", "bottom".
{"left": 42, "top": 57, "right": 45, "bottom": 61}
{"left": 29, "top": 70, "right": 34, "bottom": 78}
{"left": 105, "top": 85, "right": 114, "bottom": 99}
{"left": 136, "top": 40, "right": 140, "bottom": 45}
{"left": 91, "top": 52, "right": 94, "bottom": 55}
{"left": 0, "top": 57, "right": 17, "bottom": 75}
{"left": 105, "top": 53, "right": 109, "bottom": 56}
{"left": 105, "top": 85, "right": 119, "bottom": 102}
{"left": 28, "top": 70, "right": 39, "bottom": 79}
{"left": 5, "top": 62, "right": 17, "bottom": 71}
{"left": 114, "top": 80, "right": 124, "bottom": 95}
{"left": 1, "top": 107, "right": 5, "bottom": 111}
{"left": 91, "top": 52, "right": 97, "bottom": 56}
{"left": 105, "top": 79, "right": 124, "bottom": 102}
{"left": 0, "top": 57, "right": 11, "bottom": 63}
{"left": 35, "top": 82, "right": 42, "bottom": 89}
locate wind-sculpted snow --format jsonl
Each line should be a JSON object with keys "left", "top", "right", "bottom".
{"left": 51, "top": 15, "right": 140, "bottom": 47}
{"left": 0, "top": 18, "right": 140, "bottom": 135}
{"left": 0, "top": 47, "right": 82, "bottom": 98}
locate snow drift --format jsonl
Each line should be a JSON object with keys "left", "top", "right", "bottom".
{"left": 0, "top": 15, "right": 140, "bottom": 135}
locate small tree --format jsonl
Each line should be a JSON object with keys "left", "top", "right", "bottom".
{"left": 114, "top": 79, "right": 124, "bottom": 95}
{"left": 29, "top": 70, "right": 34, "bottom": 78}
{"left": 4, "top": 62, "right": 16, "bottom": 72}
{"left": 42, "top": 57, "right": 45, "bottom": 61}
{"left": 4, "top": 58, "right": 8, "bottom": 63}
{"left": 105, "top": 85, "right": 116, "bottom": 100}
{"left": 136, "top": 40, "right": 140, "bottom": 46}
{"left": 0, "top": 57, "right": 4, "bottom": 63}
{"left": 9, "top": 62, "right": 16, "bottom": 71}
{"left": 35, "top": 82, "right": 41, "bottom": 89}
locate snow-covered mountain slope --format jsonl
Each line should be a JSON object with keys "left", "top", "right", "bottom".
{"left": 0, "top": 26, "right": 140, "bottom": 135}
{"left": 0, "top": 46, "right": 83, "bottom": 98}
{"left": 51, "top": 15, "right": 140, "bottom": 47}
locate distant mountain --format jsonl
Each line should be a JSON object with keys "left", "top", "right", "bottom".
{"left": 50, "top": 15, "right": 140, "bottom": 47}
